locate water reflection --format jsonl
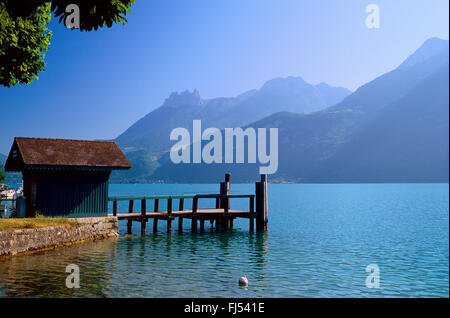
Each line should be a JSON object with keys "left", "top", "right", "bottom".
{"left": 0, "top": 239, "right": 119, "bottom": 297}
{"left": 0, "top": 229, "right": 271, "bottom": 297}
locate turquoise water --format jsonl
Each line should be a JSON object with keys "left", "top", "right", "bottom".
{"left": 0, "top": 184, "right": 448, "bottom": 297}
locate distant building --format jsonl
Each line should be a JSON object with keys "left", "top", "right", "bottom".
{"left": 4, "top": 137, "right": 131, "bottom": 218}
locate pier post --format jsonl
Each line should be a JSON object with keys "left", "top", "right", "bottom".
{"left": 192, "top": 219, "right": 198, "bottom": 232}
{"left": 167, "top": 198, "right": 173, "bottom": 233}
{"left": 249, "top": 195, "right": 255, "bottom": 232}
{"left": 178, "top": 198, "right": 184, "bottom": 233}
{"left": 127, "top": 200, "right": 134, "bottom": 234}
{"left": 141, "top": 199, "right": 147, "bottom": 235}
{"left": 212, "top": 199, "right": 219, "bottom": 230}
{"left": 215, "top": 218, "right": 222, "bottom": 230}
{"left": 141, "top": 220, "right": 147, "bottom": 235}
{"left": 223, "top": 217, "right": 229, "bottom": 230}
{"left": 255, "top": 174, "right": 268, "bottom": 231}
{"left": 127, "top": 219, "right": 132, "bottom": 234}
{"left": 129, "top": 200, "right": 134, "bottom": 213}
{"left": 178, "top": 217, "right": 183, "bottom": 234}
{"left": 193, "top": 196, "right": 198, "bottom": 213}
{"left": 219, "top": 173, "right": 231, "bottom": 231}
{"left": 220, "top": 173, "right": 231, "bottom": 212}
{"left": 141, "top": 199, "right": 146, "bottom": 215}
{"left": 192, "top": 196, "right": 198, "bottom": 232}
{"left": 153, "top": 199, "right": 159, "bottom": 233}
{"left": 263, "top": 174, "right": 268, "bottom": 229}
{"left": 113, "top": 200, "right": 117, "bottom": 217}
{"left": 167, "top": 198, "right": 172, "bottom": 215}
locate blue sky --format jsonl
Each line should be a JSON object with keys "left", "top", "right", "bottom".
{"left": 0, "top": 0, "right": 448, "bottom": 154}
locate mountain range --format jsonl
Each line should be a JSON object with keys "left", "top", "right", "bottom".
{"left": 115, "top": 77, "right": 351, "bottom": 153}
{"left": 2, "top": 38, "right": 448, "bottom": 184}
{"left": 111, "top": 37, "right": 449, "bottom": 183}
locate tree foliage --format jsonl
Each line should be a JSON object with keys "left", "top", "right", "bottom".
{"left": 0, "top": 0, "right": 136, "bottom": 87}
{"left": 3, "top": 1, "right": 136, "bottom": 31}
{"left": 0, "top": 2, "right": 52, "bottom": 87}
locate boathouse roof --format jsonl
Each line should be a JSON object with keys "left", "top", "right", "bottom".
{"left": 4, "top": 137, "right": 132, "bottom": 172}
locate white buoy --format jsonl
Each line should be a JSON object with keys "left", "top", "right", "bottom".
{"left": 239, "top": 275, "right": 248, "bottom": 286}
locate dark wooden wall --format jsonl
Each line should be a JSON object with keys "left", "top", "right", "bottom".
{"left": 23, "top": 169, "right": 110, "bottom": 217}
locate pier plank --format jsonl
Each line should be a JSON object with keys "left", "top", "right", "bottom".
{"left": 110, "top": 209, "right": 255, "bottom": 220}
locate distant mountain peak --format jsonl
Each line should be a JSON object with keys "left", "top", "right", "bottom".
{"left": 163, "top": 89, "right": 202, "bottom": 108}
{"left": 260, "top": 76, "right": 308, "bottom": 92}
{"left": 259, "top": 77, "right": 351, "bottom": 96}
{"left": 398, "top": 37, "right": 449, "bottom": 70}
{"left": 115, "top": 75, "right": 351, "bottom": 153}
{"left": 236, "top": 89, "right": 258, "bottom": 101}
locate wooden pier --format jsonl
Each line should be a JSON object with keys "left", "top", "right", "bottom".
{"left": 108, "top": 174, "right": 268, "bottom": 234}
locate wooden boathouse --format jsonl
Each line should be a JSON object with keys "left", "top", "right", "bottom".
{"left": 4, "top": 137, "right": 132, "bottom": 218}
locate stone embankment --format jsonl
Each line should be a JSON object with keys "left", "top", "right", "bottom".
{"left": 0, "top": 217, "right": 118, "bottom": 257}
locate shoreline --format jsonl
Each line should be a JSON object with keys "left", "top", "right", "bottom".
{"left": 0, "top": 217, "right": 119, "bottom": 258}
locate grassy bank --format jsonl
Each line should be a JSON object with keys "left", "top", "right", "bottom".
{"left": 0, "top": 216, "right": 78, "bottom": 232}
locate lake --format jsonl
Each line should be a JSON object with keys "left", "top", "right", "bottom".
{"left": 0, "top": 183, "right": 448, "bottom": 297}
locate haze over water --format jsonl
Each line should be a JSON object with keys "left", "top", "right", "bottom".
{"left": 0, "top": 184, "right": 448, "bottom": 297}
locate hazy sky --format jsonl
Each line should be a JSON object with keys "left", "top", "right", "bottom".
{"left": 0, "top": 0, "right": 448, "bottom": 154}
